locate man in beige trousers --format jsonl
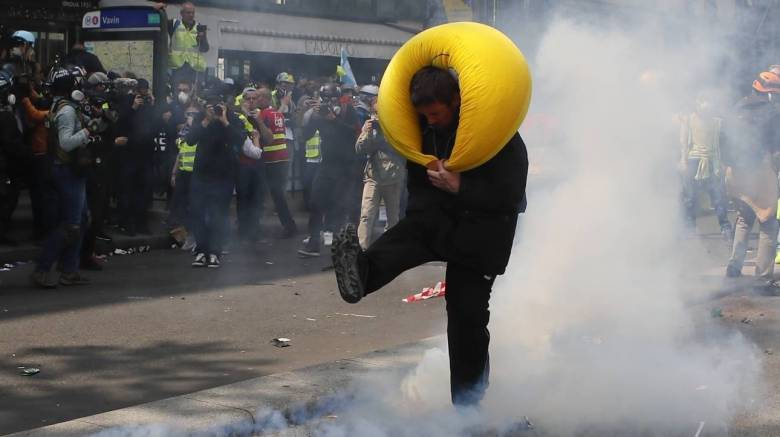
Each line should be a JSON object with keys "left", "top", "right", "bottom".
{"left": 354, "top": 86, "right": 406, "bottom": 249}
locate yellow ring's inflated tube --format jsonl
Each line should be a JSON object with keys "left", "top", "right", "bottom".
{"left": 378, "top": 22, "right": 532, "bottom": 172}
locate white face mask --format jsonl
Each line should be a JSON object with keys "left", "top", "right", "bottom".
{"left": 10, "top": 47, "right": 23, "bottom": 57}
{"left": 7, "top": 94, "right": 15, "bottom": 106}
{"left": 178, "top": 91, "right": 190, "bottom": 105}
{"left": 71, "top": 90, "right": 85, "bottom": 102}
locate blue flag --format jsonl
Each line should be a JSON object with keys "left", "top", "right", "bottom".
{"left": 339, "top": 47, "right": 357, "bottom": 88}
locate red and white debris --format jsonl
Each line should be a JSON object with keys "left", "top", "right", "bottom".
{"left": 403, "top": 281, "right": 446, "bottom": 303}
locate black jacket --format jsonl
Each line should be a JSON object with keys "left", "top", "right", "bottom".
{"left": 187, "top": 112, "right": 244, "bottom": 181}
{"left": 303, "top": 105, "right": 360, "bottom": 177}
{"left": 406, "top": 127, "right": 528, "bottom": 275}
{"left": 0, "top": 109, "right": 24, "bottom": 179}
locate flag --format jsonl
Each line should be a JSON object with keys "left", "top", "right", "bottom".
{"left": 338, "top": 47, "right": 357, "bottom": 88}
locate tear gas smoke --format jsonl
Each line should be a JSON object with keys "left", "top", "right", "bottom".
{"left": 479, "top": 16, "right": 763, "bottom": 436}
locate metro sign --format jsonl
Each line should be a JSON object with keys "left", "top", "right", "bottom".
{"left": 82, "top": 8, "right": 161, "bottom": 30}
{"left": 83, "top": 10, "right": 100, "bottom": 29}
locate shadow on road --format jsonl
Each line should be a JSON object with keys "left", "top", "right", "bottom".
{"left": 0, "top": 239, "right": 334, "bottom": 322}
{"left": 0, "top": 339, "right": 278, "bottom": 435}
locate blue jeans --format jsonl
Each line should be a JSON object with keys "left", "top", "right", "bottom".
{"left": 37, "top": 164, "right": 87, "bottom": 273}
{"left": 190, "top": 175, "right": 233, "bottom": 255}
{"left": 236, "top": 162, "right": 266, "bottom": 240}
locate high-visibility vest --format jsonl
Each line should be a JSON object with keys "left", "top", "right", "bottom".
{"left": 169, "top": 20, "right": 207, "bottom": 72}
{"left": 177, "top": 138, "right": 197, "bottom": 172}
{"left": 259, "top": 106, "right": 288, "bottom": 163}
{"left": 305, "top": 130, "right": 321, "bottom": 162}
{"left": 236, "top": 113, "right": 255, "bottom": 135}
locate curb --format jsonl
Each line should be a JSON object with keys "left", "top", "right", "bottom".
{"left": 5, "top": 337, "right": 442, "bottom": 437}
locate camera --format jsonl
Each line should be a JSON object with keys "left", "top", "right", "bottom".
{"left": 197, "top": 24, "right": 207, "bottom": 33}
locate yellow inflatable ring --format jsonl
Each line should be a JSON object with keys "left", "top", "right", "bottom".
{"left": 377, "top": 22, "right": 532, "bottom": 172}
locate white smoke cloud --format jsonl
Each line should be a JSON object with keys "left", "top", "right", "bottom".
{"left": 478, "top": 17, "right": 763, "bottom": 436}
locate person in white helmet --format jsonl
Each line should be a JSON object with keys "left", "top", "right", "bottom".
{"left": 4, "top": 31, "right": 36, "bottom": 77}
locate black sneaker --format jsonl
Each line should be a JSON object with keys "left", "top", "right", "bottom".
{"left": 192, "top": 253, "right": 207, "bottom": 267}
{"left": 59, "top": 272, "right": 90, "bottom": 286}
{"left": 207, "top": 254, "right": 221, "bottom": 268}
{"left": 332, "top": 224, "right": 365, "bottom": 304}
{"left": 725, "top": 265, "right": 742, "bottom": 278}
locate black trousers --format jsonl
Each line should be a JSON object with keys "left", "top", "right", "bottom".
{"left": 118, "top": 154, "right": 153, "bottom": 229}
{"left": 306, "top": 170, "right": 351, "bottom": 250}
{"left": 360, "top": 215, "right": 494, "bottom": 405}
{"left": 82, "top": 163, "right": 110, "bottom": 260}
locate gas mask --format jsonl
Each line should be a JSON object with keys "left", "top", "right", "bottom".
{"left": 178, "top": 91, "right": 190, "bottom": 105}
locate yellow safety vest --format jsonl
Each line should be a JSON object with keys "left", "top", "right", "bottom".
{"left": 169, "top": 20, "right": 207, "bottom": 72}
{"left": 178, "top": 138, "right": 197, "bottom": 172}
{"left": 305, "top": 130, "right": 321, "bottom": 161}
{"left": 236, "top": 113, "right": 255, "bottom": 135}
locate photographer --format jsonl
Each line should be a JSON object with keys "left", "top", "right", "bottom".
{"left": 235, "top": 87, "right": 272, "bottom": 243}
{"left": 31, "top": 66, "right": 93, "bottom": 288}
{"left": 18, "top": 74, "right": 55, "bottom": 242}
{"left": 79, "top": 72, "right": 118, "bottom": 270}
{"left": 354, "top": 85, "right": 405, "bottom": 249}
{"left": 186, "top": 90, "right": 243, "bottom": 268}
{"left": 297, "top": 83, "right": 360, "bottom": 257}
{"left": 168, "top": 2, "right": 209, "bottom": 85}
{"left": 117, "top": 78, "right": 156, "bottom": 235}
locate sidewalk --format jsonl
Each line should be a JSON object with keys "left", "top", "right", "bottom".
{"left": 6, "top": 337, "right": 442, "bottom": 437}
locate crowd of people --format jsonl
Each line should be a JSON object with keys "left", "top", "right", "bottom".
{"left": 679, "top": 65, "right": 780, "bottom": 294}
{"left": 0, "top": 21, "right": 406, "bottom": 289}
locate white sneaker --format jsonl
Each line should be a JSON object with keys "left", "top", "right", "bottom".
{"left": 192, "top": 253, "right": 207, "bottom": 267}
{"left": 302, "top": 236, "right": 311, "bottom": 244}
{"left": 207, "top": 254, "right": 221, "bottom": 268}
{"left": 323, "top": 231, "right": 334, "bottom": 246}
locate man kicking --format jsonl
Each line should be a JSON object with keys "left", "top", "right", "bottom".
{"left": 332, "top": 66, "right": 528, "bottom": 406}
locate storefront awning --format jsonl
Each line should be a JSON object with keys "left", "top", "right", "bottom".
{"left": 187, "top": 6, "right": 419, "bottom": 61}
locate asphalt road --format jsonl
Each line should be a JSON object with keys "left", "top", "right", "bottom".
{"left": 5, "top": 208, "right": 780, "bottom": 435}
{"left": 0, "top": 235, "right": 446, "bottom": 435}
